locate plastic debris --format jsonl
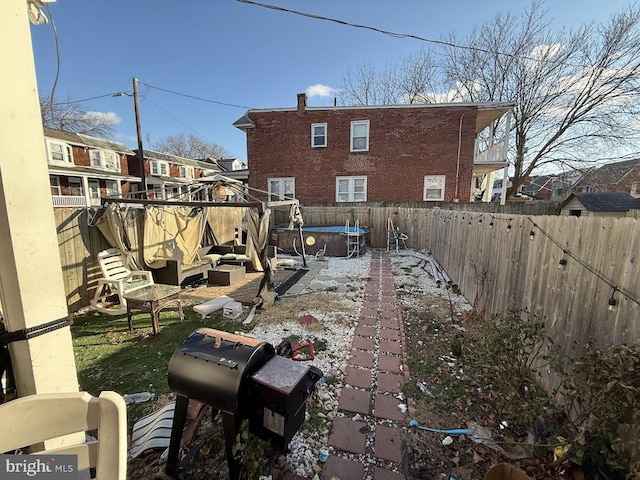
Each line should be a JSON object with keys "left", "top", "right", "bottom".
{"left": 122, "top": 392, "right": 155, "bottom": 404}
{"left": 408, "top": 419, "right": 469, "bottom": 435}
{"left": 319, "top": 449, "right": 329, "bottom": 462}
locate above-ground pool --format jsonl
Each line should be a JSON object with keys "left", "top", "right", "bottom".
{"left": 271, "top": 225, "right": 368, "bottom": 257}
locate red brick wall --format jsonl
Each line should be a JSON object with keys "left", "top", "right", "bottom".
{"left": 245, "top": 105, "right": 478, "bottom": 203}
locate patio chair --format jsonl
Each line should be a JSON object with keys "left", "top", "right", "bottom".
{"left": 0, "top": 391, "right": 127, "bottom": 480}
{"left": 90, "top": 248, "right": 154, "bottom": 315}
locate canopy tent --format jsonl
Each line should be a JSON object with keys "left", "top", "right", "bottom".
{"left": 91, "top": 175, "right": 303, "bottom": 308}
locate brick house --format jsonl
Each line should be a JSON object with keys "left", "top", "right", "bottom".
{"left": 45, "top": 126, "right": 237, "bottom": 206}
{"left": 129, "top": 149, "right": 223, "bottom": 201}
{"left": 45, "top": 127, "right": 139, "bottom": 207}
{"left": 234, "top": 94, "right": 513, "bottom": 203}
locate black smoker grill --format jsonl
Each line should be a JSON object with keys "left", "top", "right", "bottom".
{"left": 163, "top": 328, "right": 322, "bottom": 480}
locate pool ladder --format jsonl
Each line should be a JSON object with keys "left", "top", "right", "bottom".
{"left": 345, "top": 219, "right": 362, "bottom": 258}
{"left": 386, "top": 218, "right": 408, "bottom": 252}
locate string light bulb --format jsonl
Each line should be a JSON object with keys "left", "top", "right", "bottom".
{"left": 608, "top": 287, "right": 618, "bottom": 311}
{"left": 506, "top": 220, "right": 512, "bottom": 232}
{"left": 558, "top": 251, "right": 568, "bottom": 270}
{"left": 489, "top": 219, "right": 494, "bottom": 228}
{"left": 529, "top": 229, "right": 535, "bottom": 240}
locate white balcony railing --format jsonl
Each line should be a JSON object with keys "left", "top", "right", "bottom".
{"left": 475, "top": 139, "right": 506, "bottom": 163}
{"left": 52, "top": 195, "right": 87, "bottom": 207}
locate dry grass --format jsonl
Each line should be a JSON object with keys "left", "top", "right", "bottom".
{"left": 254, "top": 292, "right": 358, "bottom": 329}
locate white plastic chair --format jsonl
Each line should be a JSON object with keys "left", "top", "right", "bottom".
{"left": 0, "top": 391, "right": 127, "bottom": 480}
{"left": 90, "top": 248, "right": 154, "bottom": 315}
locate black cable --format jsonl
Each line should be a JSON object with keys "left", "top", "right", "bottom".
{"left": 141, "top": 82, "right": 250, "bottom": 109}
{"left": 52, "top": 93, "right": 118, "bottom": 105}
{"left": 45, "top": 4, "right": 61, "bottom": 114}
{"left": 527, "top": 217, "right": 640, "bottom": 307}
{"left": 236, "top": 0, "right": 586, "bottom": 68}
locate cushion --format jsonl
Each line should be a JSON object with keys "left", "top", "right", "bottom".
{"left": 221, "top": 253, "right": 237, "bottom": 260}
{"left": 202, "top": 253, "right": 222, "bottom": 264}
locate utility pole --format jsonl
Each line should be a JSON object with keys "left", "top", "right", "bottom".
{"left": 133, "top": 77, "right": 147, "bottom": 198}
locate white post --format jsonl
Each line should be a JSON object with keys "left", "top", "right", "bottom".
{"left": 0, "top": 0, "right": 82, "bottom": 430}
{"left": 500, "top": 109, "right": 513, "bottom": 206}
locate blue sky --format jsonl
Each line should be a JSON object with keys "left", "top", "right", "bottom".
{"left": 30, "top": 0, "right": 635, "bottom": 162}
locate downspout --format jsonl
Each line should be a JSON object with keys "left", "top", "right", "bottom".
{"left": 455, "top": 111, "right": 468, "bottom": 202}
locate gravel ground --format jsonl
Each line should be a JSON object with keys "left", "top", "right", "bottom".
{"left": 246, "top": 249, "right": 473, "bottom": 478}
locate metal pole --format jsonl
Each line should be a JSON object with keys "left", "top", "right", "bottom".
{"left": 133, "top": 77, "right": 147, "bottom": 198}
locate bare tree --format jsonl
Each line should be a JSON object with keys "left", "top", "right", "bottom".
{"left": 339, "top": 50, "right": 440, "bottom": 106}
{"left": 339, "top": 2, "right": 640, "bottom": 198}
{"left": 442, "top": 1, "right": 640, "bottom": 196}
{"left": 152, "top": 133, "right": 230, "bottom": 160}
{"left": 40, "top": 96, "right": 118, "bottom": 137}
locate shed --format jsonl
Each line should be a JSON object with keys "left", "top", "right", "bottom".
{"left": 560, "top": 192, "right": 640, "bottom": 217}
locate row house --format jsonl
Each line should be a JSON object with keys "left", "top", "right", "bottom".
{"left": 233, "top": 93, "right": 513, "bottom": 204}
{"left": 131, "top": 149, "right": 223, "bottom": 201}
{"left": 44, "top": 127, "right": 248, "bottom": 206}
{"left": 45, "top": 127, "right": 138, "bottom": 207}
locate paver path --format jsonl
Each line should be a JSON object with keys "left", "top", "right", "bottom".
{"left": 322, "top": 251, "right": 409, "bottom": 480}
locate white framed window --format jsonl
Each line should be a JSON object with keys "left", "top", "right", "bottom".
{"left": 90, "top": 149, "right": 120, "bottom": 172}
{"left": 423, "top": 175, "right": 446, "bottom": 201}
{"left": 153, "top": 185, "right": 165, "bottom": 200}
{"left": 89, "top": 180, "right": 100, "bottom": 200}
{"left": 268, "top": 178, "right": 295, "bottom": 201}
{"left": 68, "top": 178, "right": 83, "bottom": 196}
{"left": 105, "top": 180, "right": 119, "bottom": 197}
{"left": 46, "top": 140, "right": 73, "bottom": 164}
{"left": 50, "top": 176, "right": 61, "bottom": 195}
{"left": 311, "top": 123, "right": 327, "bottom": 148}
{"left": 350, "top": 120, "right": 369, "bottom": 152}
{"left": 179, "top": 165, "right": 195, "bottom": 179}
{"left": 336, "top": 176, "right": 367, "bottom": 202}
{"left": 150, "top": 160, "right": 170, "bottom": 176}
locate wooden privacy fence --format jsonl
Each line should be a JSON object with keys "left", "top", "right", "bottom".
{"left": 272, "top": 202, "right": 559, "bottom": 249}
{"left": 273, "top": 204, "right": 639, "bottom": 361}
{"left": 428, "top": 211, "right": 640, "bottom": 356}
{"left": 56, "top": 202, "right": 639, "bottom": 364}
{"left": 54, "top": 206, "right": 249, "bottom": 312}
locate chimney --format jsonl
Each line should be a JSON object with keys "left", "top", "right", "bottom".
{"left": 297, "top": 93, "right": 307, "bottom": 114}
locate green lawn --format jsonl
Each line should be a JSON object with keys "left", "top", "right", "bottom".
{"left": 71, "top": 306, "right": 249, "bottom": 403}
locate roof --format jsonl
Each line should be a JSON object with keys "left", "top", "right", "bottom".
{"left": 77, "top": 133, "right": 134, "bottom": 155}
{"left": 234, "top": 100, "right": 514, "bottom": 134}
{"left": 522, "top": 175, "right": 553, "bottom": 193}
{"left": 138, "top": 150, "right": 219, "bottom": 170}
{"left": 576, "top": 159, "right": 640, "bottom": 187}
{"left": 43, "top": 127, "right": 134, "bottom": 154}
{"left": 562, "top": 192, "right": 640, "bottom": 211}
{"left": 217, "top": 158, "right": 245, "bottom": 171}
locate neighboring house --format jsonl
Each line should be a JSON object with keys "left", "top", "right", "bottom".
{"left": 131, "top": 150, "right": 222, "bottom": 201}
{"left": 572, "top": 159, "right": 640, "bottom": 196}
{"left": 549, "top": 170, "right": 584, "bottom": 202}
{"left": 560, "top": 192, "right": 640, "bottom": 217}
{"left": 44, "top": 127, "right": 139, "bottom": 207}
{"left": 216, "top": 158, "right": 246, "bottom": 172}
{"left": 521, "top": 175, "right": 554, "bottom": 200}
{"left": 234, "top": 93, "right": 513, "bottom": 203}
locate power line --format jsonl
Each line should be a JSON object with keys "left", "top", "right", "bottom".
{"left": 143, "top": 97, "right": 211, "bottom": 142}
{"left": 141, "top": 82, "right": 250, "bottom": 109}
{"left": 236, "top": 0, "right": 571, "bottom": 66}
{"left": 52, "top": 93, "right": 119, "bottom": 105}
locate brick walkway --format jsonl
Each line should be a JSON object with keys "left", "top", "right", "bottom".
{"left": 321, "top": 251, "right": 409, "bottom": 480}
